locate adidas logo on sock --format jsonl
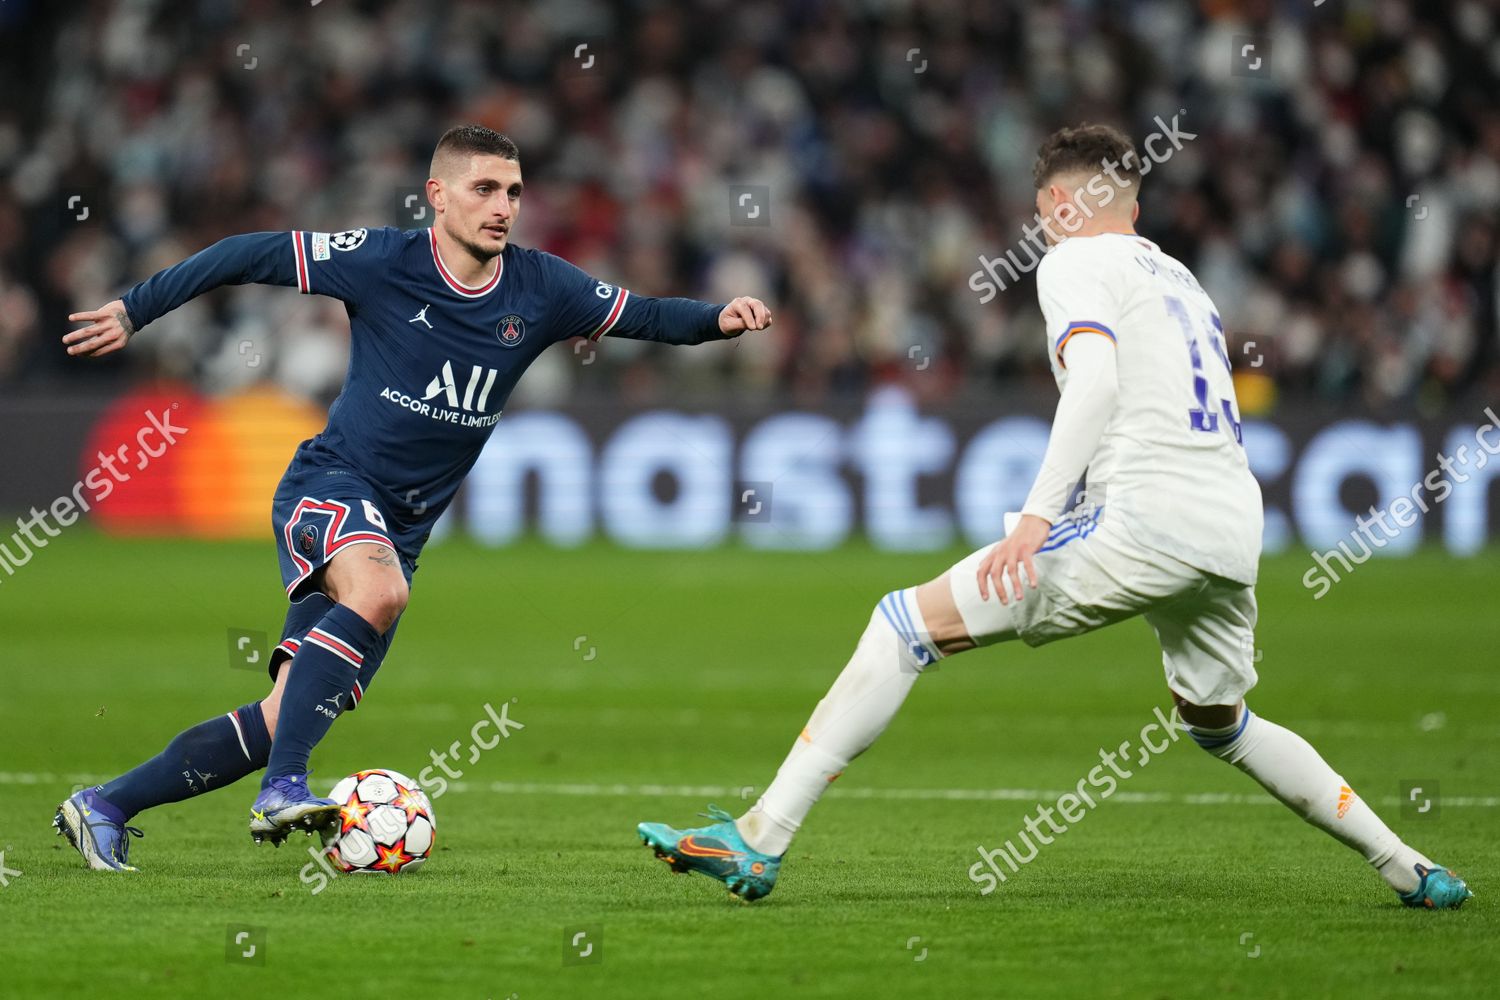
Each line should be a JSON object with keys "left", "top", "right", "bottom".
{"left": 1336, "top": 785, "right": 1355, "bottom": 819}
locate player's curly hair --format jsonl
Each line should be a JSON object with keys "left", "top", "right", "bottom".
{"left": 1032, "top": 124, "right": 1136, "bottom": 190}
{"left": 432, "top": 124, "right": 520, "bottom": 168}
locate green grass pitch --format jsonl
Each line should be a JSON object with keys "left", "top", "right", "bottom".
{"left": 1, "top": 531, "right": 1495, "bottom": 998}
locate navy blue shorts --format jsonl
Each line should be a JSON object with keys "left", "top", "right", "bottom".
{"left": 273, "top": 472, "right": 412, "bottom": 599}
{"left": 268, "top": 468, "right": 416, "bottom": 710}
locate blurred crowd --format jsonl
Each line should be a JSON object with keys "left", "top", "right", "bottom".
{"left": 0, "top": 0, "right": 1496, "bottom": 411}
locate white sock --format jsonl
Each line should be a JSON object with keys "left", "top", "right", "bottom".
{"left": 737, "top": 589, "right": 939, "bottom": 856}
{"left": 1191, "top": 707, "right": 1433, "bottom": 894}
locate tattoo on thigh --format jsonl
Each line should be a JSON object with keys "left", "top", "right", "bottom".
{"left": 367, "top": 546, "right": 397, "bottom": 567}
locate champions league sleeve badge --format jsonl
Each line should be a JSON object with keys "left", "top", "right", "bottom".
{"left": 330, "top": 229, "right": 368, "bottom": 252}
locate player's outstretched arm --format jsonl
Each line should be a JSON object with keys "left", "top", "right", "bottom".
{"left": 544, "top": 253, "right": 771, "bottom": 346}
{"left": 64, "top": 299, "right": 134, "bottom": 358}
{"left": 61, "top": 230, "right": 348, "bottom": 357}
{"left": 594, "top": 291, "right": 772, "bottom": 346}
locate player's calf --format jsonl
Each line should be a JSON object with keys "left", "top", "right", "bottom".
{"left": 256, "top": 544, "right": 399, "bottom": 832}
{"left": 740, "top": 587, "right": 948, "bottom": 850}
{"left": 1179, "top": 695, "right": 1472, "bottom": 909}
{"left": 737, "top": 581, "right": 983, "bottom": 858}
{"left": 640, "top": 575, "right": 980, "bottom": 892}
{"left": 60, "top": 701, "right": 274, "bottom": 866}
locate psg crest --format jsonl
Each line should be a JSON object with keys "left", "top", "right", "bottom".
{"left": 298, "top": 523, "right": 319, "bottom": 556}
{"left": 496, "top": 314, "right": 526, "bottom": 348}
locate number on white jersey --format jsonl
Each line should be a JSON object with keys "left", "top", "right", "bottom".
{"left": 1163, "top": 295, "right": 1242, "bottom": 446}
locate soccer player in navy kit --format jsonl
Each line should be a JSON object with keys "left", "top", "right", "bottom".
{"left": 53, "top": 125, "right": 772, "bottom": 870}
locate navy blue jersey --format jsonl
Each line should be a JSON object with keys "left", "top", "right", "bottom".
{"left": 122, "top": 227, "right": 727, "bottom": 554}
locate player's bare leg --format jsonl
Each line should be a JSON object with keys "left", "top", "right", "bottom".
{"left": 260, "top": 656, "right": 291, "bottom": 738}
{"left": 1175, "top": 693, "right": 1472, "bottom": 909}
{"left": 637, "top": 572, "right": 974, "bottom": 900}
{"left": 319, "top": 544, "right": 409, "bottom": 635}
{"left": 249, "top": 544, "right": 406, "bottom": 844}
{"left": 914, "top": 576, "right": 978, "bottom": 654}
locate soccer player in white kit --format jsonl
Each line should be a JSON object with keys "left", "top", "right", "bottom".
{"left": 638, "top": 124, "right": 1471, "bottom": 909}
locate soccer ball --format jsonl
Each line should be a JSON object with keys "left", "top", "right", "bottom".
{"left": 322, "top": 768, "right": 435, "bottom": 875}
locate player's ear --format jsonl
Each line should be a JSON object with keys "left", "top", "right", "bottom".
{"left": 425, "top": 177, "right": 444, "bottom": 214}
{"left": 1132, "top": 201, "right": 1140, "bottom": 224}
{"left": 1049, "top": 183, "right": 1079, "bottom": 231}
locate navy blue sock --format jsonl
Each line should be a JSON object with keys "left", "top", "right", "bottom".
{"left": 96, "top": 702, "right": 273, "bottom": 821}
{"left": 262, "top": 603, "right": 381, "bottom": 786}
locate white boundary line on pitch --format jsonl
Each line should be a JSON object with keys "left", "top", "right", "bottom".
{"left": 5, "top": 772, "right": 1495, "bottom": 809}
{"left": 477, "top": 780, "right": 1500, "bottom": 809}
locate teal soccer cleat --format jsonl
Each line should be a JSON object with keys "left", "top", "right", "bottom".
{"left": 1399, "top": 863, "right": 1474, "bottom": 910}
{"left": 249, "top": 774, "right": 340, "bottom": 846}
{"left": 637, "top": 805, "right": 781, "bottom": 901}
{"left": 53, "top": 788, "right": 143, "bottom": 872}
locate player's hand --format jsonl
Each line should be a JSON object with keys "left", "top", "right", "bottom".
{"left": 718, "top": 296, "right": 772, "bottom": 335}
{"left": 64, "top": 299, "right": 135, "bottom": 358}
{"left": 976, "top": 514, "right": 1051, "bottom": 605}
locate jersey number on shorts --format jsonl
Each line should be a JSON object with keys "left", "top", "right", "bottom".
{"left": 361, "top": 499, "right": 387, "bottom": 531}
{"left": 1164, "top": 295, "right": 1242, "bottom": 446}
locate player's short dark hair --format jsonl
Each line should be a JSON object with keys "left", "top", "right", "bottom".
{"left": 432, "top": 124, "right": 520, "bottom": 172}
{"left": 1032, "top": 124, "right": 1137, "bottom": 190}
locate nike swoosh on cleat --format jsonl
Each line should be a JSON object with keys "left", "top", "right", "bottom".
{"left": 676, "top": 836, "right": 743, "bottom": 859}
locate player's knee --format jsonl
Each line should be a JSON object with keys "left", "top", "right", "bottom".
{"left": 348, "top": 577, "right": 407, "bottom": 633}
{"left": 866, "top": 597, "right": 932, "bottom": 673}
{"left": 323, "top": 544, "right": 407, "bottom": 631}
{"left": 1172, "top": 691, "right": 1240, "bottom": 731}
{"left": 1173, "top": 691, "right": 1254, "bottom": 763}
{"left": 868, "top": 583, "right": 972, "bottom": 671}
{"left": 914, "top": 576, "right": 976, "bottom": 655}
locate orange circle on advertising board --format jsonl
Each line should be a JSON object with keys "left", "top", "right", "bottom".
{"left": 82, "top": 383, "right": 324, "bottom": 538}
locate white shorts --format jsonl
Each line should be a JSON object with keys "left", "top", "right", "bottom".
{"left": 947, "top": 513, "right": 1259, "bottom": 706}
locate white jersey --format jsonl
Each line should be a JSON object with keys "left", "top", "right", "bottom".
{"left": 1035, "top": 232, "right": 1262, "bottom": 585}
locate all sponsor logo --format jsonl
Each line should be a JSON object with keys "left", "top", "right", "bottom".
{"left": 423, "top": 360, "right": 500, "bottom": 413}
{"left": 378, "top": 359, "right": 505, "bottom": 428}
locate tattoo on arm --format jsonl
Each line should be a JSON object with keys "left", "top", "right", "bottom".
{"left": 114, "top": 310, "right": 135, "bottom": 339}
{"left": 367, "top": 546, "right": 398, "bottom": 567}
